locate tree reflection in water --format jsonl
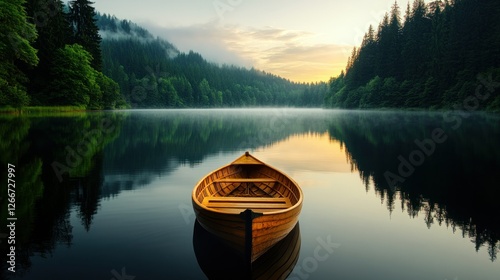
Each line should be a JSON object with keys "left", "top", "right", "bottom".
{"left": 0, "top": 109, "right": 498, "bottom": 279}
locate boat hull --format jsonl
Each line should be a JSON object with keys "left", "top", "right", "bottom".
{"left": 193, "top": 198, "right": 301, "bottom": 262}
{"left": 193, "top": 219, "right": 301, "bottom": 280}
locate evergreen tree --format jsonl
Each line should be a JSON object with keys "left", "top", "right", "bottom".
{"left": 388, "top": 1, "right": 403, "bottom": 79}
{"left": 25, "top": 0, "right": 72, "bottom": 103}
{"left": 68, "top": 0, "right": 101, "bottom": 70}
{"left": 0, "top": 0, "right": 39, "bottom": 107}
{"left": 401, "top": 0, "right": 431, "bottom": 80}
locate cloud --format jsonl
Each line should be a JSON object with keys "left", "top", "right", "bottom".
{"left": 142, "top": 21, "right": 255, "bottom": 67}
{"left": 224, "top": 26, "right": 351, "bottom": 82}
{"left": 243, "top": 27, "right": 312, "bottom": 42}
{"left": 142, "top": 21, "right": 351, "bottom": 82}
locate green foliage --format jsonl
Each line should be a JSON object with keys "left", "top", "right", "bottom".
{"left": 0, "top": 0, "right": 39, "bottom": 107}
{"left": 0, "top": 0, "right": 123, "bottom": 109}
{"left": 0, "top": 0, "right": 38, "bottom": 65}
{"left": 199, "top": 79, "right": 211, "bottom": 106}
{"left": 46, "top": 44, "right": 122, "bottom": 109}
{"left": 47, "top": 44, "right": 96, "bottom": 107}
{"left": 96, "top": 72, "right": 123, "bottom": 109}
{"left": 0, "top": 82, "right": 31, "bottom": 108}
{"left": 328, "top": 0, "right": 500, "bottom": 111}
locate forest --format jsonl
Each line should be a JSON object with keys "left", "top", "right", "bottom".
{"left": 0, "top": 0, "right": 326, "bottom": 110}
{"left": 325, "top": 0, "right": 500, "bottom": 111}
{"left": 1, "top": 0, "right": 123, "bottom": 109}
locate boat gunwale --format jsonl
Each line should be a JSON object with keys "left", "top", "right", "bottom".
{"left": 191, "top": 154, "right": 303, "bottom": 216}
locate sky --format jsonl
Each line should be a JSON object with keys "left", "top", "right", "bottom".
{"left": 93, "top": 0, "right": 424, "bottom": 83}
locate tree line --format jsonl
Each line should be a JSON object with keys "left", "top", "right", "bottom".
{"left": 325, "top": 0, "right": 500, "bottom": 111}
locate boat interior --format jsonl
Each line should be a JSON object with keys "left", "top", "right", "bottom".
{"left": 197, "top": 164, "right": 300, "bottom": 214}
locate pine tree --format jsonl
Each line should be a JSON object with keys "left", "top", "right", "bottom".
{"left": 388, "top": 1, "right": 403, "bottom": 79}
{"left": 25, "top": 0, "right": 72, "bottom": 103}
{"left": 375, "top": 13, "right": 391, "bottom": 77}
{"left": 68, "top": 0, "right": 101, "bottom": 70}
{"left": 359, "top": 25, "right": 377, "bottom": 83}
{"left": 401, "top": 0, "right": 431, "bottom": 81}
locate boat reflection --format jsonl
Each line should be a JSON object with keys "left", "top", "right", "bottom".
{"left": 193, "top": 220, "right": 301, "bottom": 280}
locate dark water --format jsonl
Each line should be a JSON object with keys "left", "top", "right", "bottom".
{"left": 1, "top": 109, "right": 499, "bottom": 279}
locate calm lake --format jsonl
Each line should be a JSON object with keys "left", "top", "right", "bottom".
{"left": 1, "top": 108, "right": 499, "bottom": 279}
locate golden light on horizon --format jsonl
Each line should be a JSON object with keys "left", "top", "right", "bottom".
{"left": 222, "top": 26, "right": 352, "bottom": 83}
{"left": 259, "top": 54, "right": 347, "bottom": 83}
{"left": 238, "top": 45, "right": 348, "bottom": 83}
{"left": 253, "top": 132, "right": 352, "bottom": 174}
{"left": 248, "top": 43, "right": 350, "bottom": 83}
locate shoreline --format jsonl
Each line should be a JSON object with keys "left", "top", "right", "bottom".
{"left": 1, "top": 106, "right": 499, "bottom": 116}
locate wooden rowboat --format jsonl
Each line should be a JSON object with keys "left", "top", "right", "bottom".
{"left": 191, "top": 152, "right": 303, "bottom": 263}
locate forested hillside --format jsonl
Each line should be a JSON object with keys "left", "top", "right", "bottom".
{"left": 98, "top": 14, "right": 327, "bottom": 108}
{"left": 325, "top": 0, "right": 500, "bottom": 111}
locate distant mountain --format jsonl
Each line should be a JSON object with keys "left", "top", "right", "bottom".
{"left": 96, "top": 13, "right": 327, "bottom": 108}
{"left": 97, "top": 14, "right": 179, "bottom": 58}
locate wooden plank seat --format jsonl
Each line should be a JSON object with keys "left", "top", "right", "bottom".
{"left": 213, "top": 178, "right": 277, "bottom": 183}
{"left": 203, "top": 197, "right": 292, "bottom": 212}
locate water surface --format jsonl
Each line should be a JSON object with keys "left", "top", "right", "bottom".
{"left": 1, "top": 109, "right": 499, "bottom": 279}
